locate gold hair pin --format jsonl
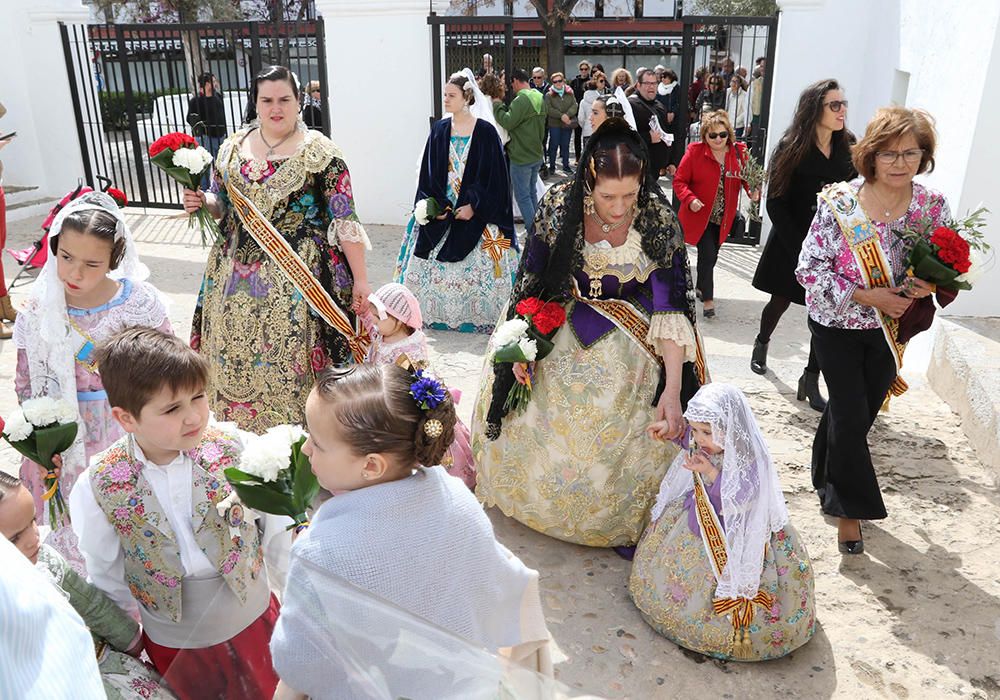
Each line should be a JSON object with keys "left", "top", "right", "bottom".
{"left": 423, "top": 419, "right": 443, "bottom": 439}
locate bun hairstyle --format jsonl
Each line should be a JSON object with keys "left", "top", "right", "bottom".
{"left": 245, "top": 64, "right": 301, "bottom": 123}
{"left": 49, "top": 208, "right": 126, "bottom": 269}
{"left": 314, "top": 364, "right": 457, "bottom": 470}
{"left": 447, "top": 73, "right": 475, "bottom": 106}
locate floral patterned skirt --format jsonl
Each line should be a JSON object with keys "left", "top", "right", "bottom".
{"left": 628, "top": 499, "right": 816, "bottom": 661}
{"left": 471, "top": 310, "right": 679, "bottom": 547}
{"left": 395, "top": 217, "right": 516, "bottom": 334}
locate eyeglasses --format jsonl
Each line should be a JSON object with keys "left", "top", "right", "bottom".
{"left": 706, "top": 131, "right": 727, "bottom": 140}
{"left": 876, "top": 148, "right": 924, "bottom": 165}
{"left": 552, "top": 79, "right": 564, "bottom": 84}
{"left": 640, "top": 80, "right": 658, "bottom": 86}
{"left": 824, "top": 99, "right": 849, "bottom": 112}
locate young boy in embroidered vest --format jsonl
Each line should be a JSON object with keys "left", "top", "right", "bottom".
{"left": 69, "top": 327, "right": 279, "bottom": 700}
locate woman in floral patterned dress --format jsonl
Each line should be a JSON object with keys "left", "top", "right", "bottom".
{"left": 472, "top": 117, "right": 703, "bottom": 554}
{"left": 185, "top": 66, "right": 372, "bottom": 432}
{"left": 629, "top": 383, "right": 815, "bottom": 662}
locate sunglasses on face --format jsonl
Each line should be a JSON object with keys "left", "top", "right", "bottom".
{"left": 824, "top": 99, "right": 848, "bottom": 112}
{"left": 706, "top": 131, "right": 727, "bottom": 140}
{"left": 553, "top": 79, "right": 564, "bottom": 84}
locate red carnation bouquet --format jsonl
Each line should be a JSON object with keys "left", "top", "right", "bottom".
{"left": 898, "top": 206, "right": 991, "bottom": 292}
{"left": 490, "top": 297, "right": 567, "bottom": 413}
{"left": 148, "top": 132, "right": 221, "bottom": 246}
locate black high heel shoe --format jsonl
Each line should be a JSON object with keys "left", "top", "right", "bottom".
{"left": 838, "top": 523, "right": 864, "bottom": 555}
{"left": 797, "top": 370, "right": 827, "bottom": 412}
{"left": 750, "top": 338, "right": 769, "bottom": 375}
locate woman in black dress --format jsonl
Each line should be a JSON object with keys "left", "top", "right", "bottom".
{"left": 750, "top": 79, "right": 855, "bottom": 411}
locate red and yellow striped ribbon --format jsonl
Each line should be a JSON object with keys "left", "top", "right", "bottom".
{"left": 226, "top": 181, "right": 370, "bottom": 363}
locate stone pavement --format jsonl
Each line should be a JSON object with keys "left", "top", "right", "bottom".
{"left": 1, "top": 210, "right": 998, "bottom": 699}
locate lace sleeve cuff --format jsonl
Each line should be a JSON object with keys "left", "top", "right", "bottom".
{"left": 647, "top": 312, "right": 697, "bottom": 363}
{"left": 329, "top": 219, "right": 372, "bottom": 251}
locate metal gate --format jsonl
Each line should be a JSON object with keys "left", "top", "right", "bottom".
{"left": 679, "top": 15, "right": 778, "bottom": 245}
{"left": 60, "top": 19, "right": 329, "bottom": 209}
{"left": 428, "top": 15, "right": 515, "bottom": 123}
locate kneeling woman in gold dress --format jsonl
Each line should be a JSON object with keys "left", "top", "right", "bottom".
{"left": 472, "top": 112, "right": 704, "bottom": 553}
{"left": 630, "top": 383, "right": 815, "bottom": 661}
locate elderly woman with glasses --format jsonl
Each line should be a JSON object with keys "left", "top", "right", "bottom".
{"left": 795, "top": 106, "right": 953, "bottom": 556}
{"left": 673, "top": 110, "right": 759, "bottom": 318}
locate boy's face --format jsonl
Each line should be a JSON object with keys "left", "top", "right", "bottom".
{"left": 115, "top": 383, "right": 210, "bottom": 460}
{"left": 0, "top": 485, "right": 41, "bottom": 564}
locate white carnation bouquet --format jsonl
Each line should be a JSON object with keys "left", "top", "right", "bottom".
{"left": 2, "top": 397, "right": 79, "bottom": 526}
{"left": 413, "top": 196, "right": 449, "bottom": 225}
{"left": 223, "top": 424, "right": 318, "bottom": 530}
{"left": 148, "top": 131, "right": 222, "bottom": 246}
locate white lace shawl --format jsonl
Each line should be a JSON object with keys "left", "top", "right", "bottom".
{"left": 651, "top": 383, "right": 789, "bottom": 600}
{"left": 271, "top": 466, "right": 538, "bottom": 697}
{"left": 12, "top": 192, "right": 168, "bottom": 474}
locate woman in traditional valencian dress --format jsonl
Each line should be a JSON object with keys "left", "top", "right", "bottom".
{"left": 472, "top": 113, "right": 705, "bottom": 556}
{"left": 393, "top": 72, "right": 516, "bottom": 333}
{"left": 629, "top": 383, "right": 815, "bottom": 661}
{"left": 185, "top": 66, "right": 372, "bottom": 432}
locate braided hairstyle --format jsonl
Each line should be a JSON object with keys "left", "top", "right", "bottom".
{"left": 0, "top": 471, "right": 23, "bottom": 501}
{"left": 314, "top": 364, "right": 457, "bottom": 470}
{"left": 485, "top": 118, "right": 669, "bottom": 438}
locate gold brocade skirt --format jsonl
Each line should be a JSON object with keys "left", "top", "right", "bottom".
{"left": 471, "top": 309, "right": 679, "bottom": 547}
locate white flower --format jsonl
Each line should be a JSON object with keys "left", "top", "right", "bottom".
{"left": 239, "top": 431, "right": 293, "bottom": 482}
{"left": 265, "top": 424, "right": 307, "bottom": 445}
{"left": 492, "top": 318, "right": 529, "bottom": 350}
{"left": 172, "top": 146, "right": 213, "bottom": 175}
{"left": 517, "top": 337, "right": 538, "bottom": 361}
{"left": 414, "top": 198, "right": 431, "bottom": 225}
{"left": 955, "top": 247, "right": 989, "bottom": 286}
{"left": 4, "top": 410, "right": 33, "bottom": 442}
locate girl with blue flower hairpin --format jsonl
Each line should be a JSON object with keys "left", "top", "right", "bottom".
{"left": 270, "top": 363, "right": 554, "bottom": 699}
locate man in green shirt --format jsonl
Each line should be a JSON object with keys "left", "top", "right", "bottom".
{"left": 493, "top": 68, "right": 546, "bottom": 235}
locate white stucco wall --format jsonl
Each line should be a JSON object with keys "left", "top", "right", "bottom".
{"left": 770, "top": 0, "right": 1000, "bottom": 316}
{"left": 314, "top": 0, "right": 436, "bottom": 226}
{"left": 0, "top": 0, "right": 90, "bottom": 200}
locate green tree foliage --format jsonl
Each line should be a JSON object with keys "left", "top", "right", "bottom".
{"left": 686, "top": 0, "right": 778, "bottom": 16}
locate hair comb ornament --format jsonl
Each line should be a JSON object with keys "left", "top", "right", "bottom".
{"left": 423, "top": 419, "right": 444, "bottom": 439}
{"left": 409, "top": 369, "right": 447, "bottom": 411}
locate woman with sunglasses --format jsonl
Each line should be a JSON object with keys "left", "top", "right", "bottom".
{"left": 673, "top": 110, "right": 759, "bottom": 318}
{"left": 795, "top": 106, "right": 951, "bottom": 555}
{"left": 578, "top": 72, "right": 607, "bottom": 151}
{"left": 750, "top": 79, "right": 856, "bottom": 411}
{"left": 695, "top": 74, "right": 726, "bottom": 117}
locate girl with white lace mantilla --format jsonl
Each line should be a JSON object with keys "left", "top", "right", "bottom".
{"left": 13, "top": 192, "right": 171, "bottom": 573}
{"left": 271, "top": 364, "right": 552, "bottom": 700}
{"left": 631, "top": 383, "right": 816, "bottom": 661}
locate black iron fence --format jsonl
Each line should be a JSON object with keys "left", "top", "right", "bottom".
{"left": 60, "top": 19, "right": 329, "bottom": 209}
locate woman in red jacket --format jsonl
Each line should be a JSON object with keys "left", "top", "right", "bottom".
{"left": 673, "top": 110, "right": 758, "bottom": 317}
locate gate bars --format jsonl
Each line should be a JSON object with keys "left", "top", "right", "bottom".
{"left": 60, "top": 19, "right": 329, "bottom": 209}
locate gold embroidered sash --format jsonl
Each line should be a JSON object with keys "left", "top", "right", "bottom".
{"left": 820, "top": 182, "right": 908, "bottom": 406}
{"left": 570, "top": 279, "right": 711, "bottom": 385}
{"left": 224, "top": 179, "right": 370, "bottom": 363}
{"left": 692, "top": 472, "right": 773, "bottom": 660}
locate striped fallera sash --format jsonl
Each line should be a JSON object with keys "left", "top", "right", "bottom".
{"left": 692, "top": 472, "right": 773, "bottom": 660}
{"left": 225, "top": 180, "right": 370, "bottom": 363}
{"left": 570, "top": 279, "right": 710, "bottom": 385}
{"left": 820, "top": 182, "right": 908, "bottom": 407}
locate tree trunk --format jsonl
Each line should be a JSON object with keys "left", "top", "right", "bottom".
{"left": 180, "top": 29, "right": 206, "bottom": 93}
{"left": 544, "top": 15, "right": 566, "bottom": 75}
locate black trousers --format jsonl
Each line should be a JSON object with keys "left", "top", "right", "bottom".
{"left": 809, "top": 319, "right": 896, "bottom": 520}
{"left": 695, "top": 223, "right": 721, "bottom": 301}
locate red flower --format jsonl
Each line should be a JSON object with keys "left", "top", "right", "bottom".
{"left": 532, "top": 302, "right": 567, "bottom": 335}
{"left": 106, "top": 187, "right": 128, "bottom": 208}
{"left": 930, "top": 226, "right": 971, "bottom": 273}
{"left": 148, "top": 132, "right": 197, "bottom": 157}
{"left": 516, "top": 297, "right": 545, "bottom": 317}
{"left": 310, "top": 346, "right": 328, "bottom": 372}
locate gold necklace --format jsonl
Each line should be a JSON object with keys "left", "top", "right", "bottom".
{"left": 867, "top": 182, "right": 909, "bottom": 219}
{"left": 590, "top": 209, "right": 631, "bottom": 235}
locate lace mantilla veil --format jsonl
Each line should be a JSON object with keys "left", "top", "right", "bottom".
{"left": 651, "top": 383, "right": 789, "bottom": 600}
{"left": 13, "top": 192, "right": 164, "bottom": 473}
